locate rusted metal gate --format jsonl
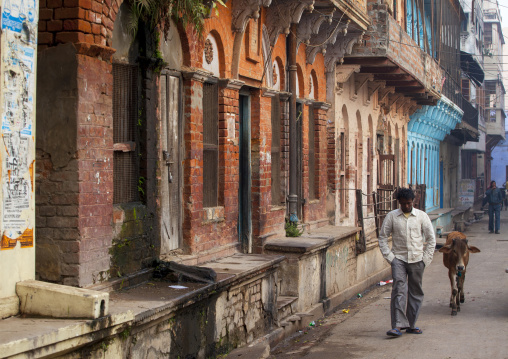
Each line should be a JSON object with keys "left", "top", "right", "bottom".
{"left": 374, "top": 154, "right": 398, "bottom": 233}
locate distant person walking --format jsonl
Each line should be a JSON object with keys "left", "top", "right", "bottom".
{"left": 378, "top": 188, "right": 436, "bottom": 337}
{"left": 482, "top": 181, "right": 504, "bottom": 234}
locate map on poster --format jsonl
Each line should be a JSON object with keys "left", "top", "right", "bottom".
{"left": 0, "top": 0, "right": 37, "bottom": 249}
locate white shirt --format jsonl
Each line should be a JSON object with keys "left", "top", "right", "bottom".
{"left": 378, "top": 207, "right": 436, "bottom": 267}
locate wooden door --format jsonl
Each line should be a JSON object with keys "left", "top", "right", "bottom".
{"left": 160, "top": 72, "right": 182, "bottom": 253}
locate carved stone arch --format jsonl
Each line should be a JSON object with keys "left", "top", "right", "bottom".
{"left": 265, "top": 0, "right": 315, "bottom": 46}
{"left": 262, "top": 24, "right": 273, "bottom": 88}
{"left": 342, "top": 104, "right": 349, "bottom": 131}
{"left": 273, "top": 56, "right": 285, "bottom": 91}
{"left": 356, "top": 110, "right": 363, "bottom": 137}
{"left": 159, "top": 19, "right": 185, "bottom": 70}
{"left": 112, "top": 2, "right": 139, "bottom": 63}
{"left": 296, "top": 63, "right": 304, "bottom": 98}
{"left": 309, "top": 69, "right": 318, "bottom": 100}
{"left": 202, "top": 30, "right": 225, "bottom": 77}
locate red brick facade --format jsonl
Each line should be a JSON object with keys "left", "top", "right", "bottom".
{"left": 35, "top": 0, "right": 423, "bottom": 287}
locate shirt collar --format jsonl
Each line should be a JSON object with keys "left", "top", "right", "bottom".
{"left": 397, "top": 207, "right": 416, "bottom": 217}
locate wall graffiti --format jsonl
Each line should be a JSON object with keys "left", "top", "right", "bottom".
{"left": 0, "top": 0, "right": 37, "bottom": 250}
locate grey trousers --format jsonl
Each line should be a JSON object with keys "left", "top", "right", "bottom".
{"left": 390, "top": 258, "right": 425, "bottom": 329}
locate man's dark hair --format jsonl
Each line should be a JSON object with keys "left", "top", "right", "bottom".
{"left": 490, "top": 180, "right": 496, "bottom": 187}
{"left": 396, "top": 187, "right": 415, "bottom": 200}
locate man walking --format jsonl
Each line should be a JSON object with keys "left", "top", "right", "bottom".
{"left": 378, "top": 188, "right": 436, "bottom": 337}
{"left": 481, "top": 181, "right": 504, "bottom": 234}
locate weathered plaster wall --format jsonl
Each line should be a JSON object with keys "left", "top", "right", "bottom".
{"left": 440, "top": 141, "right": 460, "bottom": 209}
{"left": 0, "top": 0, "right": 38, "bottom": 317}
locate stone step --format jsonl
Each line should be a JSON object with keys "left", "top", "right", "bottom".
{"left": 277, "top": 295, "right": 298, "bottom": 323}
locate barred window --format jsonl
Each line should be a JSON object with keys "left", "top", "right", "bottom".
{"left": 203, "top": 82, "right": 219, "bottom": 208}
{"left": 113, "top": 63, "right": 139, "bottom": 204}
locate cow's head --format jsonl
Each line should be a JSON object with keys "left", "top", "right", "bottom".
{"left": 439, "top": 232, "right": 480, "bottom": 272}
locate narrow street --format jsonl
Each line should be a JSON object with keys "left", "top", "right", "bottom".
{"left": 270, "top": 211, "right": 508, "bottom": 359}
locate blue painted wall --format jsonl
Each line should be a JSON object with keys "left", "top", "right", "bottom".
{"left": 407, "top": 97, "right": 463, "bottom": 212}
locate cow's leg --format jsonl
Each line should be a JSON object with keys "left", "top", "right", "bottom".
{"left": 455, "top": 275, "right": 461, "bottom": 312}
{"left": 459, "top": 271, "right": 466, "bottom": 304}
{"left": 449, "top": 270, "right": 458, "bottom": 316}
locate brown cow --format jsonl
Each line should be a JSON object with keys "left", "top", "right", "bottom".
{"left": 438, "top": 231, "right": 480, "bottom": 316}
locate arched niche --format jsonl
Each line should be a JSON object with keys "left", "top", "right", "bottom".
{"left": 160, "top": 19, "right": 184, "bottom": 71}
{"left": 112, "top": 2, "right": 139, "bottom": 62}
{"left": 296, "top": 64, "right": 304, "bottom": 98}
{"left": 202, "top": 31, "right": 223, "bottom": 78}
{"left": 272, "top": 58, "right": 283, "bottom": 91}
{"left": 309, "top": 70, "right": 318, "bottom": 100}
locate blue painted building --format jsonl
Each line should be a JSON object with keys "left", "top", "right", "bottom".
{"left": 407, "top": 96, "right": 464, "bottom": 212}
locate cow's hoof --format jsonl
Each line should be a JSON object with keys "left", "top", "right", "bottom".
{"left": 457, "top": 307, "right": 461, "bottom": 312}
{"left": 460, "top": 298, "right": 465, "bottom": 303}
{"left": 451, "top": 311, "right": 458, "bottom": 316}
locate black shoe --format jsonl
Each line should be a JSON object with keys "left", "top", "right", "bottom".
{"left": 495, "top": 231, "right": 500, "bottom": 234}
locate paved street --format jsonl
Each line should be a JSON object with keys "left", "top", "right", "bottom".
{"left": 270, "top": 210, "right": 508, "bottom": 359}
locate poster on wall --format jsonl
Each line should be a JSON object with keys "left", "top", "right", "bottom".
{"left": 0, "top": 0, "right": 37, "bottom": 250}
{"left": 458, "top": 179, "right": 475, "bottom": 206}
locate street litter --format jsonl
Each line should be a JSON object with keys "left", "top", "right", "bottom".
{"left": 357, "top": 293, "right": 363, "bottom": 298}
{"left": 309, "top": 321, "right": 316, "bottom": 327}
{"left": 378, "top": 280, "right": 393, "bottom": 286}
{"left": 383, "top": 297, "right": 391, "bottom": 299}
{"left": 342, "top": 309, "right": 349, "bottom": 314}
{"left": 169, "top": 285, "right": 188, "bottom": 289}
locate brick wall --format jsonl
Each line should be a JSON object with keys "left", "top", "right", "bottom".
{"left": 38, "top": 0, "right": 119, "bottom": 50}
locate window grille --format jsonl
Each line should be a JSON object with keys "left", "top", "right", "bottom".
{"left": 113, "top": 63, "right": 139, "bottom": 204}
{"left": 203, "top": 82, "right": 219, "bottom": 208}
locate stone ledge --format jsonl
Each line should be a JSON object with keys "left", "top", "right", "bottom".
{"left": 263, "top": 225, "right": 360, "bottom": 254}
{"left": 109, "top": 253, "right": 285, "bottom": 325}
{"left": 0, "top": 311, "right": 134, "bottom": 358}
{"left": 17, "top": 280, "right": 109, "bottom": 319}
{"left": 0, "top": 254, "right": 284, "bottom": 358}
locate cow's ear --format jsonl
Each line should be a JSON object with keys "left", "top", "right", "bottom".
{"left": 468, "top": 246, "right": 481, "bottom": 253}
{"left": 439, "top": 245, "right": 452, "bottom": 253}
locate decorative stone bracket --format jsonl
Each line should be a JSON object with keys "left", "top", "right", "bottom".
{"left": 334, "top": 64, "right": 360, "bottom": 95}
{"left": 350, "top": 73, "right": 373, "bottom": 101}
{"left": 306, "top": 20, "right": 349, "bottom": 65}
{"left": 297, "top": 9, "right": 335, "bottom": 46}
{"left": 232, "top": 0, "right": 273, "bottom": 32}
{"left": 324, "top": 31, "right": 364, "bottom": 73}
{"left": 265, "top": 0, "right": 315, "bottom": 46}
